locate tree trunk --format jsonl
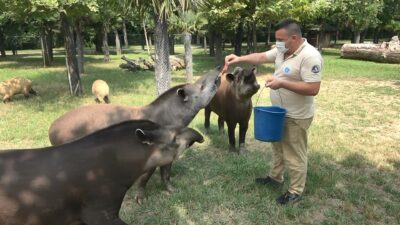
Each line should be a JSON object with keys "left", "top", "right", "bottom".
{"left": 11, "top": 37, "right": 17, "bottom": 55}
{"left": 61, "top": 13, "right": 82, "bottom": 96}
{"left": 252, "top": 22, "right": 257, "bottom": 52}
{"left": 153, "top": 15, "right": 171, "bottom": 95}
{"left": 234, "top": 22, "right": 243, "bottom": 56}
{"left": 373, "top": 27, "right": 380, "bottom": 44}
{"left": 209, "top": 31, "right": 215, "bottom": 57}
{"left": 47, "top": 28, "right": 53, "bottom": 61}
{"left": 196, "top": 34, "right": 200, "bottom": 45}
{"left": 203, "top": 36, "right": 207, "bottom": 52}
{"left": 353, "top": 30, "right": 361, "bottom": 43}
{"left": 334, "top": 30, "right": 339, "bottom": 45}
{"left": 122, "top": 20, "right": 129, "bottom": 48}
{"left": 360, "top": 28, "right": 368, "bottom": 43}
{"left": 148, "top": 34, "right": 153, "bottom": 50}
{"left": 102, "top": 22, "right": 110, "bottom": 62}
{"left": 266, "top": 22, "right": 271, "bottom": 46}
{"left": 40, "top": 26, "right": 51, "bottom": 67}
{"left": 0, "top": 31, "right": 5, "bottom": 57}
{"left": 215, "top": 32, "right": 223, "bottom": 64}
{"left": 183, "top": 32, "right": 193, "bottom": 83}
{"left": 114, "top": 29, "right": 122, "bottom": 55}
{"left": 75, "top": 20, "right": 85, "bottom": 74}
{"left": 141, "top": 35, "right": 145, "bottom": 50}
{"left": 143, "top": 21, "right": 150, "bottom": 55}
{"left": 95, "top": 25, "right": 103, "bottom": 53}
{"left": 169, "top": 34, "right": 175, "bottom": 55}
{"left": 246, "top": 22, "right": 253, "bottom": 54}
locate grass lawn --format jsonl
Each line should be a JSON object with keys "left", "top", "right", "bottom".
{"left": 0, "top": 45, "right": 399, "bottom": 225}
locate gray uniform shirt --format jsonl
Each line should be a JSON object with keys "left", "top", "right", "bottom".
{"left": 265, "top": 39, "right": 323, "bottom": 119}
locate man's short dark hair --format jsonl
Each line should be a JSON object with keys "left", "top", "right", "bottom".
{"left": 275, "top": 18, "right": 302, "bottom": 37}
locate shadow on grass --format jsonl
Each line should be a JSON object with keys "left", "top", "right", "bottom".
{"left": 305, "top": 149, "right": 400, "bottom": 222}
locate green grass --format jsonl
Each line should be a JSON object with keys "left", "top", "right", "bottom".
{"left": 0, "top": 46, "right": 399, "bottom": 225}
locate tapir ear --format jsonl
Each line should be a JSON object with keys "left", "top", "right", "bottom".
{"left": 226, "top": 73, "right": 235, "bottom": 82}
{"left": 251, "top": 67, "right": 257, "bottom": 74}
{"left": 177, "top": 88, "right": 189, "bottom": 102}
{"left": 135, "top": 129, "right": 153, "bottom": 145}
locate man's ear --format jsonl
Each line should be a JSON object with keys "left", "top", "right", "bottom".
{"left": 226, "top": 73, "right": 235, "bottom": 82}
{"left": 135, "top": 129, "right": 153, "bottom": 145}
{"left": 177, "top": 88, "right": 189, "bottom": 102}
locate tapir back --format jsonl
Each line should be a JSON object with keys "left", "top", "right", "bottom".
{"left": 0, "top": 120, "right": 157, "bottom": 225}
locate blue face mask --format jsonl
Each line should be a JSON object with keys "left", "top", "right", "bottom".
{"left": 276, "top": 41, "right": 288, "bottom": 53}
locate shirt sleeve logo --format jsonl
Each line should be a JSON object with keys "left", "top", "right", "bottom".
{"left": 311, "top": 65, "right": 320, "bottom": 73}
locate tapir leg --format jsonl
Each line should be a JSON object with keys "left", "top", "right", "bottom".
{"left": 104, "top": 95, "right": 110, "bottom": 104}
{"left": 227, "top": 122, "right": 237, "bottom": 152}
{"left": 81, "top": 197, "right": 128, "bottom": 225}
{"left": 23, "top": 87, "right": 30, "bottom": 98}
{"left": 218, "top": 117, "right": 225, "bottom": 134}
{"left": 160, "top": 163, "right": 175, "bottom": 192}
{"left": 239, "top": 122, "right": 249, "bottom": 154}
{"left": 29, "top": 88, "right": 37, "bottom": 95}
{"left": 3, "top": 95, "right": 11, "bottom": 103}
{"left": 204, "top": 105, "right": 211, "bottom": 133}
{"left": 82, "top": 210, "right": 127, "bottom": 225}
{"left": 135, "top": 167, "right": 156, "bottom": 205}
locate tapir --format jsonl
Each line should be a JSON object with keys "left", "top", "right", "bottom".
{"left": 48, "top": 67, "right": 221, "bottom": 204}
{"left": 205, "top": 67, "right": 260, "bottom": 154}
{"left": 0, "top": 120, "right": 204, "bottom": 225}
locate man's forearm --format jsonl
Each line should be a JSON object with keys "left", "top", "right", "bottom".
{"left": 280, "top": 80, "right": 320, "bottom": 96}
{"left": 238, "top": 52, "right": 268, "bottom": 64}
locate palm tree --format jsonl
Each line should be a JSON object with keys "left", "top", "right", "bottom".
{"left": 170, "top": 10, "right": 206, "bottom": 83}
{"left": 136, "top": 0, "right": 207, "bottom": 95}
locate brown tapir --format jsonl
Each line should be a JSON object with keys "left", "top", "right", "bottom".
{"left": 0, "top": 120, "right": 204, "bottom": 225}
{"left": 204, "top": 67, "right": 260, "bottom": 154}
{"left": 48, "top": 67, "right": 221, "bottom": 204}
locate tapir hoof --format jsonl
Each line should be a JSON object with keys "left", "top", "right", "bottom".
{"left": 135, "top": 190, "right": 145, "bottom": 205}
{"left": 229, "top": 145, "right": 237, "bottom": 153}
{"left": 166, "top": 183, "right": 177, "bottom": 193}
{"left": 239, "top": 144, "right": 249, "bottom": 155}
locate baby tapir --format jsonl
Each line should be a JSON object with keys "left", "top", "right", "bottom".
{"left": 0, "top": 120, "right": 203, "bottom": 225}
{"left": 205, "top": 67, "right": 260, "bottom": 154}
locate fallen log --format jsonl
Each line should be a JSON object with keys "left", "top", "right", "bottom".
{"left": 150, "top": 55, "right": 186, "bottom": 71}
{"left": 120, "top": 56, "right": 155, "bottom": 72}
{"left": 341, "top": 36, "right": 400, "bottom": 64}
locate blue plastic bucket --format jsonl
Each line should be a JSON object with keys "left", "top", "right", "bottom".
{"left": 254, "top": 106, "right": 287, "bottom": 142}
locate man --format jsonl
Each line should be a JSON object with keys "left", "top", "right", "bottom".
{"left": 225, "top": 18, "right": 322, "bottom": 205}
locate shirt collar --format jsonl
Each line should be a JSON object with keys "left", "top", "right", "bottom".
{"left": 292, "top": 38, "right": 307, "bottom": 56}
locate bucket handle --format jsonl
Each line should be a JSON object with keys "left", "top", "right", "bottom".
{"left": 254, "top": 84, "right": 285, "bottom": 108}
{"left": 254, "top": 85, "right": 266, "bottom": 107}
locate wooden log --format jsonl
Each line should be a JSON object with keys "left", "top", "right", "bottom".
{"left": 169, "top": 55, "right": 185, "bottom": 71}
{"left": 341, "top": 36, "right": 400, "bottom": 64}
{"left": 120, "top": 56, "right": 155, "bottom": 72}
